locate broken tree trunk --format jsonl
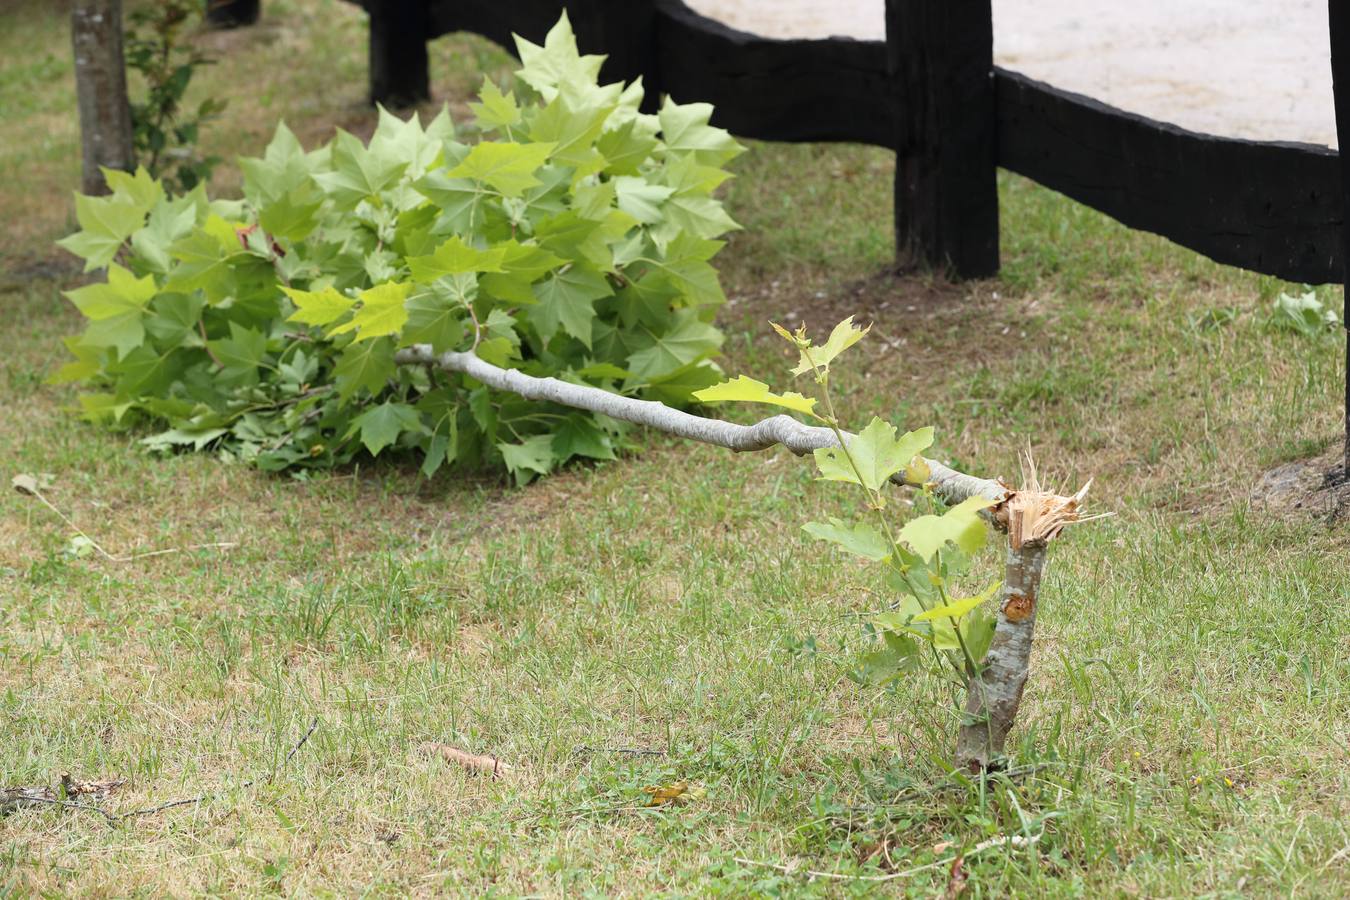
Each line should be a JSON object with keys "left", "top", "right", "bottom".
{"left": 72, "top": 0, "right": 135, "bottom": 195}
{"left": 956, "top": 478, "right": 1088, "bottom": 773}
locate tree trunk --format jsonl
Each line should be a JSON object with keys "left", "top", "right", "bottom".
{"left": 368, "top": 0, "right": 430, "bottom": 108}
{"left": 955, "top": 539, "right": 1047, "bottom": 773}
{"left": 885, "top": 0, "right": 999, "bottom": 278}
{"left": 71, "top": 0, "right": 135, "bottom": 195}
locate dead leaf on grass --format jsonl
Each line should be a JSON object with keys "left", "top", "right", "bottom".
{"left": 644, "top": 780, "right": 704, "bottom": 807}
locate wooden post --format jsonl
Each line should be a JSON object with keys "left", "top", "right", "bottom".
{"left": 205, "top": 0, "right": 261, "bottom": 29}
{"left": 71, "top": 0, "right": 135, "bottom": 196}
{"left": 568, "top": 0, "right": 659, "bottom": 104}
{"left": 885, "top": 0, "right": 999, "bottom": 279}
{"left": 1330, "top": 0, "right": 1350, "bottom": 475}
{"left": 369, "top": 0, "right": 430, "bottom": 108}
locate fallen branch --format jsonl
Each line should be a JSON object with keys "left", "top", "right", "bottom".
{"left": 394, "top": 346, "right": 1012, "bottom": 516}
{"left": 417, "top": 742, "right": 513, "bottom": 778}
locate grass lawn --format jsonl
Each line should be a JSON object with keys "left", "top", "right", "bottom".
{"left": 2, "top": 0, "right": 1348, "bottom": 895}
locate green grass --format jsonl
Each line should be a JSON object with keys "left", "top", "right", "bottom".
{"left": 2, "top": 1, "right": 1349, "bottom": 895}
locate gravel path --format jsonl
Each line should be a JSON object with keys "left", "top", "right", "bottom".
{"left": 682, "top": 0, "right": 1337, "bottom": 147}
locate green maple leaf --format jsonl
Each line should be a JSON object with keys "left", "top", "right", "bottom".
{"left": 49, "top": 336, "right": 105, "bottom": 385}
{"left": 527, "top": 83, "right": 616, "bottom": 176}
{"left": 497, "top": 434, "right": 557, "bottom": 486}
{"left": 239, "top": 121, "right": 316, "bottom": 204}
{"left": 110, "top": 343, "right": 181, "bottom": 394}
{"left": 471, "top": 78, "right": 522, "bottom": 132}
{"left": 813, "top": 420, "right": 934, "bottom": 492}
{"left": 402, "top": 278, "right": 471, "bottom": 352}
{"left": 103, "top": 166, "right": 164, "bottom": 210}
{"left": 283, "top": 285, "right": 353, "bottom": 327}
{"left": 662, "top": 193, "right": 740, "bottom": 240}
{"left": 329, "top": 282, "right": 410, "bottom": 342}
{"left": 164, "top": 214, "right": 241, "bottom": 295}
{"left": 614, "top": 177, "right": 673, "bottom": 224}
{"left": 346, "top": 400, "right": 425, "bottom": 456}
{"left": 144, "top": 292, "right": 205, "bottom": 348}
{"left": 642, "top": 233, "right": 726, "bottom": 306}
{"left": 658, "top": 98, "right": 745, "bottom": 164}
{"left": 57, "top": 192, "right": 148, "bottom": 271}
{"left": 513, "top": 11, "right": 606, "bottom": 102}
{"left": 790, "top": 315, "right": 870, "bottom": 376}
{"left": 259, "top": 186, "right": 323, "bottom": 242}
{"left": 369, "top": 105, "right": 452, "bottom": 180}
{"left": 802, "top": 518, "right": 891, "bottom": 561}
{"left": 413, "top": 171, "right": 485, "bottom": 234}
{"left": 314, "top": 129, "right": 408, "bottom": 209}
{"left": 597, "top": 118, "right": 659, "bottom": 176}
{"left": 447, "top": 141, "right": 556, "bottom": 198}
{"left": 208, "top": 321, "right": 268, "bottom": 382}
{"left": 912, "top": 582, "right": 1002, "bottom": 624}
{"left": 897, "top": 496, "right": 996, "bottom": 562}
{"left": 406, "top": 235, "right": 507, "bottom": 281}
{"left": 131, "top": 187, "right": 206, "bottom": 274}
{"left": 479, "top": 240, "right": 564, "bottom": 304}
{"left": 64, "top": 263, "right": 157, "bottom": 358}
{"left": 530, "top": 264, "right": 612, "bottom": 346}
{"left": 693, "top": 375, "right": 816, "bottom": 415}
{"left": 625, "top": 311, "right": 723, "bottom": 380}
{"left": 334, "top": 337, "right": 395, "bottom": 400}
{"left": 552, "top": 414, "right": 616, "bottom": 461}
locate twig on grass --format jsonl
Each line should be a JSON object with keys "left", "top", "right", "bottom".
{"left": 11, "top": 473, "right": 236, "bottom": 562}
{"left": 572, "top": 745, "right": 666, "bottom": 757}
{"left": 2, "top": 718, "right": 320, "bottom": 827}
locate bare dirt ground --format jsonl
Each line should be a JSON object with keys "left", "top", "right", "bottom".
{"left": 684, "top": 0, "right": 1337, "bottom": 147}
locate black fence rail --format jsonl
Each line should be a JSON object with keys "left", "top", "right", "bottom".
{"left": 346, "top": 0, "right": 1348, "bottom": 289}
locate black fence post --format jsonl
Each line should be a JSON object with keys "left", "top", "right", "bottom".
{"left": 885, "top": 0, "right": 999, "bottom": 279}
{"left": 571, "top": 0, "right": 658, "bottom": 102}
{"left": 369, "top": 0, "right": 430, "bottom": 108}
{"left": 204, "top": 0, "right": 260, "bottom": 29}
{"left": 1331, "top": 0, "right": 1350, "bottom": 475}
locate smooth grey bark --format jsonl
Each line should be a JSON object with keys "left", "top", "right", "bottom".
{"left": 393, "top": 344, "right": 1012, "bottom": 510}
{"left": 72, "top": 0, "right": 135, "bottom": 195}
{"left": 955, "top": 539, "right": 1048, "bottom": 773}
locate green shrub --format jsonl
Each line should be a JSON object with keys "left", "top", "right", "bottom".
{"left": 125, "top": 0, "right": 225, "bottom": 192}
{"left": 55, "top": 14, "right": 743, "bottom": 483}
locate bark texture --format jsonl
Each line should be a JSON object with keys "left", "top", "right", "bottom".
{"left": 955, "top": 539, "right": 1047, "bottom": 773}
{"left": 72, "top": 0, "right": 135, "bottom": 195}
{"left": 394, "top": 344, "right": 1011, "bottom": 510}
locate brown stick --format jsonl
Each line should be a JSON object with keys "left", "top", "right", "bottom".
{"left": 71, "top": 0, "right": 135, "bottom": 195}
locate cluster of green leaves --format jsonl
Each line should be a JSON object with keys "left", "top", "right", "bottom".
{"left": 125, "top": 0, "right": 225, "bottom": 192}
{"left": 694, "top": 318, "right": 1001, "bottom": 688}
{"left": 57, "top": 14, "right": 743, "bottom": 482}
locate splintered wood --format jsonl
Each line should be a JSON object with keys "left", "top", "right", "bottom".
{"left": 1005, "top": 467, "right": 1091, "bottom": 550}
